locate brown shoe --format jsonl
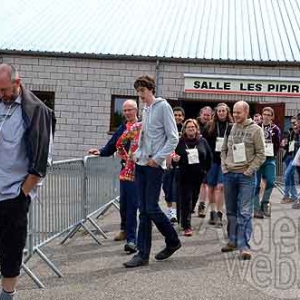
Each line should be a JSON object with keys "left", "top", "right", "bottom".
{"left": 240, "top": 250, "right": 252, "bottom": 260}
{"left": 221, "top": 242, "right": 237, "bottom": 252}
{"left": 114, "top": 231, "right": 126, "bottom": 241}
{"left": 254, "top": 210, "right": 264, "bottom": 219}
{"left": 281, "top": 198, "right": 294, "bottom": 204}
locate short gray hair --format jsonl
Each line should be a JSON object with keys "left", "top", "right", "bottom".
{"left": 123, "top": 99, "right": 138, "bottom": 109}
{"left": 0, "top": 63, "right": 19, "bottom": 82}
{"left": 234, "top": 101, "right": 249, "bottom": 113}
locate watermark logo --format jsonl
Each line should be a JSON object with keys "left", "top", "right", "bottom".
{"left": 221, "top": 216, "right": 300, "bottom": 299}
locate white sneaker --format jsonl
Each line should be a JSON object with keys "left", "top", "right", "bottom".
{"left": 166, "top": 208, "right": 172, "bottom": 219}
{"left": 170, "top": 209, "right": 178, "bottom": 223}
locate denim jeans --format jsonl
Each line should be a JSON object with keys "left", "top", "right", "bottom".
{"left": 135, "top": 165, "right": 180, "bottom": 260}
{"left": 119, "top": 180, "right": 138, "bottom": 244}
{"left": 283, "top": 156, "right": 297, "bottom": 201}
{"left": 223, "top": 172, "right": 255, "bottom": 251}
{"left": 162, "top": 168, "right": 179, "bottom": 204}
{"left": 206, "top": 162, "right": 224, "bottom": 187}
{"left": 254, "top": 158, "right": 276, "bottom": 211}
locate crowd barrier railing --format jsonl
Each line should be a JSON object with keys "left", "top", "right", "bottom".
{"left": 22, "top": 156, "right": 120, "bottom": 288}
{"left": 19, "top": 151, "right": 289, "bottom": 287}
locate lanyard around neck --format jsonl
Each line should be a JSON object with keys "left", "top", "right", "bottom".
{"left": 217, "top": 122, "right": 228, "bottom": 137}
{"left": 0, "top": 104, "right": 13, "bottom": 132}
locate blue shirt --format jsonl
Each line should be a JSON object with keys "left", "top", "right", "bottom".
{"left": 0, "top": 95, "right": 29, "bottom": 201}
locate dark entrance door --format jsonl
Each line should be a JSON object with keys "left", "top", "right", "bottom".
{"left": 167, "top": 99, "right": 285, "bottom": 132}
{"left": 169, "top": 99, "right": 256, "bottom": 120}
{"left": 254, "top": 102, "right": 285, "bottom": 132}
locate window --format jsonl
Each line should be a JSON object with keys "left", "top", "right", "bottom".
{"left": 110, "top": 95, "right": 138, "bottom": 133}
{"left": 32, "top": 91, "right": 55, "bottom": 110}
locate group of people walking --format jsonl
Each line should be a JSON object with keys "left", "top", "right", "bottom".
{"left": 0, "top": 64, "right": 296, "bottom": 299}
{"left": 89, "top": 74, "right": 290, "bottom": 267}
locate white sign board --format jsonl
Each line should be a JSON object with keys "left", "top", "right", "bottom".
{"left": 184, "top": 74, "right": 300, "bottom": 97}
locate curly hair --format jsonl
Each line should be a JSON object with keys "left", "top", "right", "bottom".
{"left": 134, "top": 75, "right": 156, "bottom": 94}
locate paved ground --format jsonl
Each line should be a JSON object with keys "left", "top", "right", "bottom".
{"left": 16, "top": 187, "right": 300, "bottom": 300}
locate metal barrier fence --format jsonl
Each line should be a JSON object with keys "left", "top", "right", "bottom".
{"left": 276, "top": 150, "right": 284, "bottom": 183}
{"left": 18, "top": 151, "right": 292, "bottom": 287}
{"left": 22, "top": 156, "right": 120, "bottom": 288}
{"left": 275, "top": 150, "right": 300, "bottom": 195}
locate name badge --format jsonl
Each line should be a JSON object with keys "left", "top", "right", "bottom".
{"left": 289, "top": 141, "right": 295, "bottom": 153}
{"left": 232, "top": 143, "right": 246, "bottom": 163}
{"left": 265, "top": 143, "right": 274, "bottom": 157}
{"left": 215, "top": 137, "right": 224, "bottom": 152}
{"left": 186, "top": 148, "right": 199, "bottom": 164}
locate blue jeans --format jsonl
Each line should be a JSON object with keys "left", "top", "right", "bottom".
{"left": 206, "top": 163, "right": 224, "bottom": 187}
{"left": 162, "top": 168, "right": 179, "bottom": 204}
{"left": 135, "top": 165, "right": 180, "bottom": 260}
{"left": 283, "top": 156, "right": 297, "bottom": 201}
{"left": 119, "top": 180, "right": 139, "bottom": 244}
{"left": 254, "top": 158, "right": 276, "bottom": 211}
{"left": 224, "top": 172, "right": 255, "bottom": 251}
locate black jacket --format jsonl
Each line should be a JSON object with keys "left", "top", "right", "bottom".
{"left": 282, "top": 128, "right": 298, "bottom": 161}
{"left": 202, "top": 121, "right": 233, "bottom": 164}
{"left": 21, "top": 84, "right": 56, "bottom": 177}
{"left": 175, "top": 136, "right": 212, "bottom": 184}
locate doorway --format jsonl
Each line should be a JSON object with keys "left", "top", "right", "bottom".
{"left": 168, "top": 99, "right": 255, "bottom": 119}
{"left": 167, "top": 99, "right": 285, "bottom": 131}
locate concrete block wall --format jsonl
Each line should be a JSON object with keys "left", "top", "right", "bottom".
{"left": 2, "top": 55, "right": 156, "bottom": 160}
{"left": 157, "top": 61, "right": 300, "bottom": 112}
{"left": 2, "top": 54, "right": 300, "bottom": 160}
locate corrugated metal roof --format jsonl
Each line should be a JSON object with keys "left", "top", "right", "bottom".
{"left": 1, "top": 0, "right": 300, "bottom": 62}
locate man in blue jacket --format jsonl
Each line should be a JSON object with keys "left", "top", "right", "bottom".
{"left": 0, "top": 64, "right": 55, "bottom": 300}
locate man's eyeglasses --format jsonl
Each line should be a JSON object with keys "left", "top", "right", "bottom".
{"left": 123, "top": 108, "right": 135, "bottom": 112}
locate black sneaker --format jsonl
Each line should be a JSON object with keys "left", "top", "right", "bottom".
{"left": 124, "top": 242, "right": 137, "bottom": 254}
{"left": 198, "top": 202, "right": 206, "bottom": 218}
{"left": 208, "top": 211, "right": 217, "bottom": 225}
{"left": 261, "top": 203, "right": 271, "bottom": 217}
{"left": 123, "top": 254, "right": 149, "bottom": 268}
{"left": 169, "top": 210, "right": 178, "bottom": 223}
{"left": 155, "top": 242, "right": 182, "bottom": 261}
{"left": 215, "top": 211, "right": 223, "bottom": 227}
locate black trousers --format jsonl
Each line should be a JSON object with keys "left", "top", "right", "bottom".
{"left": 0, "top": 191, "right": 31, "bottom": 278}
{"left": 180, "top": 182, "right": 201, "bottom": 230}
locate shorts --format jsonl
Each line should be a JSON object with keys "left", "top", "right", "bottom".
{"left": 0, "top": 190, "right": 31, "bottom": 278}
{"left": 206, "top": 163, "right": 224, "bottom": 187}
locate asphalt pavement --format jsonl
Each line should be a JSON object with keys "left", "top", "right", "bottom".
{"left": 17, "top": 187, "right": 300, "bottom": 300}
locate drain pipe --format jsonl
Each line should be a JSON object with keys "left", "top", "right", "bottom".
{"left": 155, "top": 59, "right": 160, "bottom": 96}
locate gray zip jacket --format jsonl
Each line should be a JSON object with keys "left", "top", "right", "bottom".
{"left": 135, "top": 97, "right": 179, "bottom": 168}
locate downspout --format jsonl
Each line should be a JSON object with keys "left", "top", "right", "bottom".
{"left": 155, "top": 59, "right": 160, "bottom": 96}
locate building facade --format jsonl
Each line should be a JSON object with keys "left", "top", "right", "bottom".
{"left": 1, "top": 54, "right": 299, "bottom": 160}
